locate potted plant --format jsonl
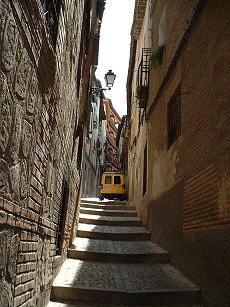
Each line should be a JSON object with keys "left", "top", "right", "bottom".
{"left": 135, "top": 85, "right": 149, "bottom": 108}
{"left": 135, "top": 85, "right": 149, "bottom": 99}
{"left": 150, "top": 43, "right": 165, "bottom": 69}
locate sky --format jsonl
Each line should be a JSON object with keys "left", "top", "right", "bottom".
{"left": 96, "top": 0, "right": 135, "bottom": 117}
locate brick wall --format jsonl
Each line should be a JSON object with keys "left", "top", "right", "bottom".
{"left": 146, "top": 0, "right": 230, "bottom": 230}
{"left": 128, "top": 0, "right": 230, "bottom": 304}
{"left": 0, "top": 0, "right": 85, "bottom": 305}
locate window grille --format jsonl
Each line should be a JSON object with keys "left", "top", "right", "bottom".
{"left": 41, "top": 0, "right": 61, "bottom": 46}
{"left": 167, "top": 85, "right": 181, "bottom": 148}
{"left": 143, "top": 143, "right": 147, "bottom": 196}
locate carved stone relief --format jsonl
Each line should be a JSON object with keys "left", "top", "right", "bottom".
{"left": 9, "top": 162, "right": 20, "bottom": 197}
{"left": 0, "top": 281, "right": 13, "bottom": 307}
{"left": 0, "top": 159, "right": 8, "bottom": 194}
{"left": 0, "top": 71, "right": 13, "bottom": 154}
{"left": 1, "top": 13, "right": 18, "bottom": 71}
{"left": 8, "top": 234, "right": 19, "bottom": 280}
{"left": 0, "top": 16, "right": 40, "bottom": 204}
{"left": 0, "top": 230, "right": 8, "bottom": 273}
{"left": 35, "top": 237, "right": 43, "bottom": 295}
{"left": 9, "top": 104, "right": 23, "bottom": 162}
{"left": 41, "top": 238, "right": 52, "bottom": 286}
{"left": 27, "top": 68, "right": 39, "bottom": 115}
{"left": 35, "top": 238, "right": 52, "bottom": 296}
{"left": 0, "top": 230, "right": 18, "bottom": 307}
{"left": 15, "top": 49, "right": 31, "bottom": 99}
{"left": 20, "top": 159, "right": 28, "bottom": 200}
{"left": 21, "top": 120, "right": 32, "bottom": 158}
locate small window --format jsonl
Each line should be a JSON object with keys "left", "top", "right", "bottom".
{"left": 105, "top": 176, "right": 112, "bottom": 184}
{"left": 167, "top": 85, "right": 181, "bottom": 148}
{"left": 56, "top": 180, "right": 69, "bottom": 255}
{"left": 114, "top": 176, "right": 121, "bottom": 184}
{"left": 41, "top": 0, "right": 61, "bottom": 46}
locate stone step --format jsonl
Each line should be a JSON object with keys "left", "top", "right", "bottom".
{"left": 77, "top": 224, "right": 151, "bottom": 241}
{"left": 48, "top": 303, "right": 203, "bottom": 307}
{"left": 48, "top": 301, "right": 203, "bottom": 307}
{"left": 68, "top": 238, "right": 169, "bottom": 263}
{"left": 81, "top": 198, "right": 129, "bottom": 205}
{"left": 80, "top": 208, "right": 137, "bottom": 217}
{"left": 79, "top": 213, "right": 142, "bottom": 226}
{"left": 51, "top": 259, "right": 201, "bottom": 305}
{"left": 81, "top": 202, "right": 136, "bottom": 211}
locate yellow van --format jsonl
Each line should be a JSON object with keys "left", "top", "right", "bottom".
{"left": 99, "top": 172, "right": 126, "bottom": 201}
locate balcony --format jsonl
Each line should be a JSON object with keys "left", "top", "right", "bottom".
{"left": 136, "top": 48, "right": 151, "bottom": 108}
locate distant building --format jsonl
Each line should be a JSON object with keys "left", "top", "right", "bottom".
{"left": 116, "top": 115, "right": 129, "bottom": 174}
{"left": 103, "top": 99, "right": 121, "bottom": 172}
{"left": 82, "top": 76, "right": 106, "bottom": 197}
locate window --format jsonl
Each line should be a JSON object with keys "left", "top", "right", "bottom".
{"left": 167, "top": 85, "right": 181, "bottom": 148}
{"left": 56, "top": 180, "right": 69, "bottom": 255}
{"left": 41, "top": 0, "right": 61, "bottom": 46}
{"left": 114, "top": 176, "right": 121, "bottom": 184}
{"left": 143, "top": 143, "right": 147, "bottom": 196}
{"left": 105, "top": 176, "right": 112, "bottom": 184}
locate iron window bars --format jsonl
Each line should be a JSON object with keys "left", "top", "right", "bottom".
{"left": 167, "top": 85, "right": 181, "bottom": 148}
{"left": 41, "top": 0, "right": 61, "bottom": 46}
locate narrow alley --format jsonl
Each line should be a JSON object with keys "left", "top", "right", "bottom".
{"left": 49, "top": 198, "right": 201, "bottom": 306}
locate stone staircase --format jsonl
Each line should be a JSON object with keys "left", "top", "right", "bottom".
{"left": 49, "top": 199, "right": 201, "bottom": 306}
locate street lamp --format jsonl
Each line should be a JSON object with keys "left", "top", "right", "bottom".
{"left": 104, "top": 69, "right": 116, "bottom": 89}
{"left": 91, "top": 70, "right": 116, "bottom": 94}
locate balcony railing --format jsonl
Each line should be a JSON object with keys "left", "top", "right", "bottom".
{"left": 137, "top": 48, "right": 151, "bottom": 108}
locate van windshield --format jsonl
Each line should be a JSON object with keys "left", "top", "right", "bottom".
{"left": 105, "top": 176, "right": 112, "bottom": 184}
{"left": 114, "top": 176, "right": 121, "bottom": 184}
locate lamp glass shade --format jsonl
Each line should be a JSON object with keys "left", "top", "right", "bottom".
{"left": 104, "top": 70, "right": 116, "bottom": 87}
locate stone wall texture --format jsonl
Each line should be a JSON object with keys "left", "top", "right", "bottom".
{"left": 0, "top": 0, "right": 86, "bottom": 306}
{"left": 128, "top": 0, "right": 230, "bottom": 305}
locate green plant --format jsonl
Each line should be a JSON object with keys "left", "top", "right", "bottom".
{"left": 150, "top": 43, "right": 165, "bottom": 69}
{"left": 135, "top": 85, "right": 149, "bottom": 99}
{"left": 135, "top": 86, "right": 142, "bottom": 99}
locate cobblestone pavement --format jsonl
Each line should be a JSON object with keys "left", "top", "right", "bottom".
{"left": 48, "top": 302, "right": 202, "bottom": 307}
{"left": 80, "top": 202, "right": 135, "bottom": 210}
{"left": 53, "top": 259, "right": 197, "bottom": 291}
{"left": 79, "top": 213, "right": 140, "bottom": 222}
{"left": 80, "top": 208, "right": 137, "bottom": 217}
{"left": 50, "top": 199, "right": 201, "bottom": 306}
{"left": 72, "top": 237, "right": 168, "bottom": 255}
{"left": 77, "top": 224, "right": 150, "bottom": 234}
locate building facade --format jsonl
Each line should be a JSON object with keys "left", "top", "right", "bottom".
{"left": 0, "top": 0, "right": 105, "bottom": 305}
{"left": 103, "top": 99, "right": 121, "bottom": 172}
{"left": 82, "top": 77, "right": 107, "bottom": 198}
{"left": 116, "top": 115, "right": 129, "bottom": 174}
{"left": 127, "top": 0, "right": 230, "bottom": 305}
